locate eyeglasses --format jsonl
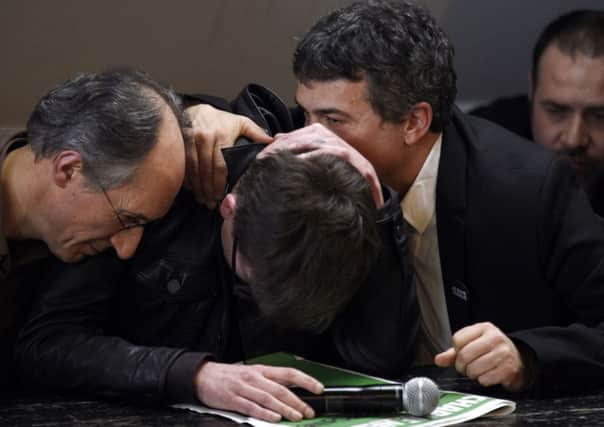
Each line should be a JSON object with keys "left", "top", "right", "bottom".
{"left": 87, "top": 167, "right": 148, "bottom": 232}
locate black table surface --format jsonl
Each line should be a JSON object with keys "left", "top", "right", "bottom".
{"left": 2, "top": 367, "right": 604, "bottom": 426}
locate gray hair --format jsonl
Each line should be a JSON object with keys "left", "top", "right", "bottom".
{"left": 27, "top": 69, "right": 190, "bottom": 189}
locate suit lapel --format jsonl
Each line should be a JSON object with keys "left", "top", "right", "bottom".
{"left": 436, "top": 108, "right": 471, "bottom": 333}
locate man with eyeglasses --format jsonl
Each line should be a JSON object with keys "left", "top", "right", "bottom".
{"left": 17, "top": 125, "right": 417, "bottom": 422}
{"left": 0, "top": 69, "right": 194, "bottom": 390}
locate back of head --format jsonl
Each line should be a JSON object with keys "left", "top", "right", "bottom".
{"left": 532, "top": 10, "right": 604, "bottom": 85}
{"left": 293, "top": 0, "right": 457, "bottom": 132}
{"left": 233, "top": 151, "right": 380, "bottom": 333}
{"left": 27, "top": 69, "right": 190, "bottom": 189}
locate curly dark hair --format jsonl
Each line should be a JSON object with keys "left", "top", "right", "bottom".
{"left": 293, "top": 0, "right": 457, "bottom": 132}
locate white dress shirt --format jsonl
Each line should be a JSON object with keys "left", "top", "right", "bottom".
{"left": 400, "top": 136, "right": 453, "bottom": 365}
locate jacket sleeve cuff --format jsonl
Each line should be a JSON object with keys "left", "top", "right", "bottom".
{"left": 511, "top": 338, "right": 539, "bottom": 391}
{"left": 165, "top": 352, "right": 215, "bottom": 403}
{"left": 180, "top": 93, "right": 232, "bottom": 111}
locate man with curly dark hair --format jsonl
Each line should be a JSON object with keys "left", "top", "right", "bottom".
{"left": 291, "top": 0, "right": 604, "bottom": 394}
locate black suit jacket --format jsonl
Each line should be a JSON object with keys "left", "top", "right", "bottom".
{"left": 438, "top": 108, "right": 604, "bottom": 393}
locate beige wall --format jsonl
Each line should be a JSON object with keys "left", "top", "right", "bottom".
{"left": 0, "top": 0, "right": 450, "bottom": 128}
{"left": 0, "top": 0, "right": 359, "bottom": 127}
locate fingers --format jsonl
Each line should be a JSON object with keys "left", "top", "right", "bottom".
{"left": 183, "top": 137, "right": 201, "bottom": 196}
{"left": 195, "top": 362, "right": 321, "bottom": 423}
{"left": 211, "top": 140, "right": 228, "bottom": 203}
{"left": 298, "top": 146, "right": 384, "bottom": 208}
{"left": 267, "top": 124, "right": 384, "bottom": 208}
{"left": 239, "top": 117, "right": 273, "bottom": 144}
{"left": 258, "top": 365, "right": 324, "bottom": 394}
{"left": 260, "top": 139, "right": 335, "bottom": 157}
{"left": 258, "top": 365, "right": 323, "bottom": 419}
{"left": 239, "top": 368, "right": 316, "bottom": 420}
{"left": 184, "top": 105, "right": 271, "bottom": 208}
{"left": 445, "top": 322, "right": 527, "bottom": 391}
{"left": 465, "top": 348, "right": 524, "bottom": 391}
{"left": 451, "top": 323, "right": 488, "bottom": 351}
{"left": 452, "top": 328, "right": 492, "bottom": 376}
{"left": 198, "top": 130, "right": 218, "bottom": 208}
{"left": 230, "top": 395, "right": 282, "bottom": 423}
{"left": 434, "top": 347, "right": 456, "bottom": 367}
{"left": 236, "top": 382, "right": 304, "bottom": 422}
{"left": 190, "top": 126, "right": 227, "bottom": 209}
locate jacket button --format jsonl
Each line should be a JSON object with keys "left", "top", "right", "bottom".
{"left": 166, "top": 278, "right": 181, "bottom": 294}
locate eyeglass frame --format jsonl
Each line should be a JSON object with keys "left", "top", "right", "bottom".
{"left": 85, "top": 166, "right": 148, "bottom": 232}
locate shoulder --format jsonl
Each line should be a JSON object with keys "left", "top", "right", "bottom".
{"left": 0, "top": 128, "right": 27, "bottom": 154}
{"left": 446, "top": 108, "right": 555, "bottom": 173}
{"left": 0, "top": 128, "right": 25, "bottom": 141}
{"left": 441, "top": 108, "right": 574, "bottom": 212}
{"left": 469, "top": 95, "right": 532, "bottom": 140}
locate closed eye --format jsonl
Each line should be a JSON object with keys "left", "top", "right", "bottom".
{"left": 324, "top": 116, "right": 343, "bottom": 126}
{"left": 119, "top": 213, "right": 149, "bottom": 229}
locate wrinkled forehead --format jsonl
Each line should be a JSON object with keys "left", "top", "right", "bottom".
{"left": 536, "top": 46, "right": 604, "bottom": 96}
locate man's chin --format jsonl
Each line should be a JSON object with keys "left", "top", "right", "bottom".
{"left": 54, "top": 252, "right": 85, "bottom": 263}
{"left": 55, "top": 246, "right": 101, "bottom": 263}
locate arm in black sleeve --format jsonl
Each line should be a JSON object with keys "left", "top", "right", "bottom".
{"left": 332, "top": 186, "right": 419, "bottom": 376}
{"left": 182, "top": 84, "right": 302, "bottom": 135}
{"left": 181, "top": 93, "right": 232, "bottom": 112}
{"left": 509, "top": 157, "right": 604, "bottom": 394}
{"left": 15, "top": 252, "right": 212, "bottom": 403}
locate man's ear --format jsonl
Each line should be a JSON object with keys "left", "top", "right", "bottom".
{"left": 402, "top": 102, "right": 433, "bottom": 145}
{"left": 219, "top": 193, "right": 238, "bottom": 220}
{"left": 52, "top": 151, "right": 83, "bottom": 188}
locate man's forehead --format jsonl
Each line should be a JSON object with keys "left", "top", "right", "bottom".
{"left": 537, "top": 50, "right": 604, "bottom": 100}
{"left": 295, "top": 79, "right": 370, "bottom": 111}
{"left": 539, "top": 45, "right": 604, "bottom": 81}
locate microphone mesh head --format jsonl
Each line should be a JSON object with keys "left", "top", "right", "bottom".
{"left": 403, "top": 377, "right": 440, "bottom": 417}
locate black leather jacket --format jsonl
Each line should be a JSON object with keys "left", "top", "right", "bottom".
{"left": 16, "top": 85, "right": 419, "bottom": 403}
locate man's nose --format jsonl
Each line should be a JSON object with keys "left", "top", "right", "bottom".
{"left": 561, "top": 115, "right": 589, "bottom": 151}
{"left": 109, "top": 227, "right": 144, "bottom": 260}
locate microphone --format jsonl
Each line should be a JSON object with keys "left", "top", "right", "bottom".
{"left": 293, "top": 377, "right": 440, "bottom": 417}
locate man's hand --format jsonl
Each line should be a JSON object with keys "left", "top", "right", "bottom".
{"left": 262, "top": 123, "right": 384, "bottom": 208}
{"left": 434, "top": 322, "right": 526, "bottom": 391}
{"left": 185, "top": 104, "right": 272, "bottom": 208}
{"left": 195, "top": 361, "right": 323, "bottom": 422}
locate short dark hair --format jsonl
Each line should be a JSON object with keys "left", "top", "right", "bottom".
{"left": 27, "top": 69, "right": 191, "bottom": 190}
{"left": 293, "top": 0, "right": 457, "bottom": 132}
{"left": 233, "top": 151, "right": 380, "bottom": 333}
{"left": 532, "top": 10, "right": 604, "bottom": 87}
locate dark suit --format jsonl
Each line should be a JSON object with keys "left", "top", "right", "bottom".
{"left": 438, "top": 108, "right": 604, "bottom": 393}
{"left": 471, "top": 96, "right": 604, "bottom": 218}
{"left": 0, "top": 129, "right": 51, "bottom": 392}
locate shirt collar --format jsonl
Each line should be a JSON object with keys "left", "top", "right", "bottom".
{"left": 401, "top": 135, "right": 442, "bottom": 233}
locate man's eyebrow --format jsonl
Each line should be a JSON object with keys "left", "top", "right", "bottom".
{"left": 540, "top": 100, "right": 569, "bottom": 109}
{"left": 294, "top": 99, "right": 353, "bottom": 119}
{"left": 585, "top": 105, "right": 604, "bottom": 114}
